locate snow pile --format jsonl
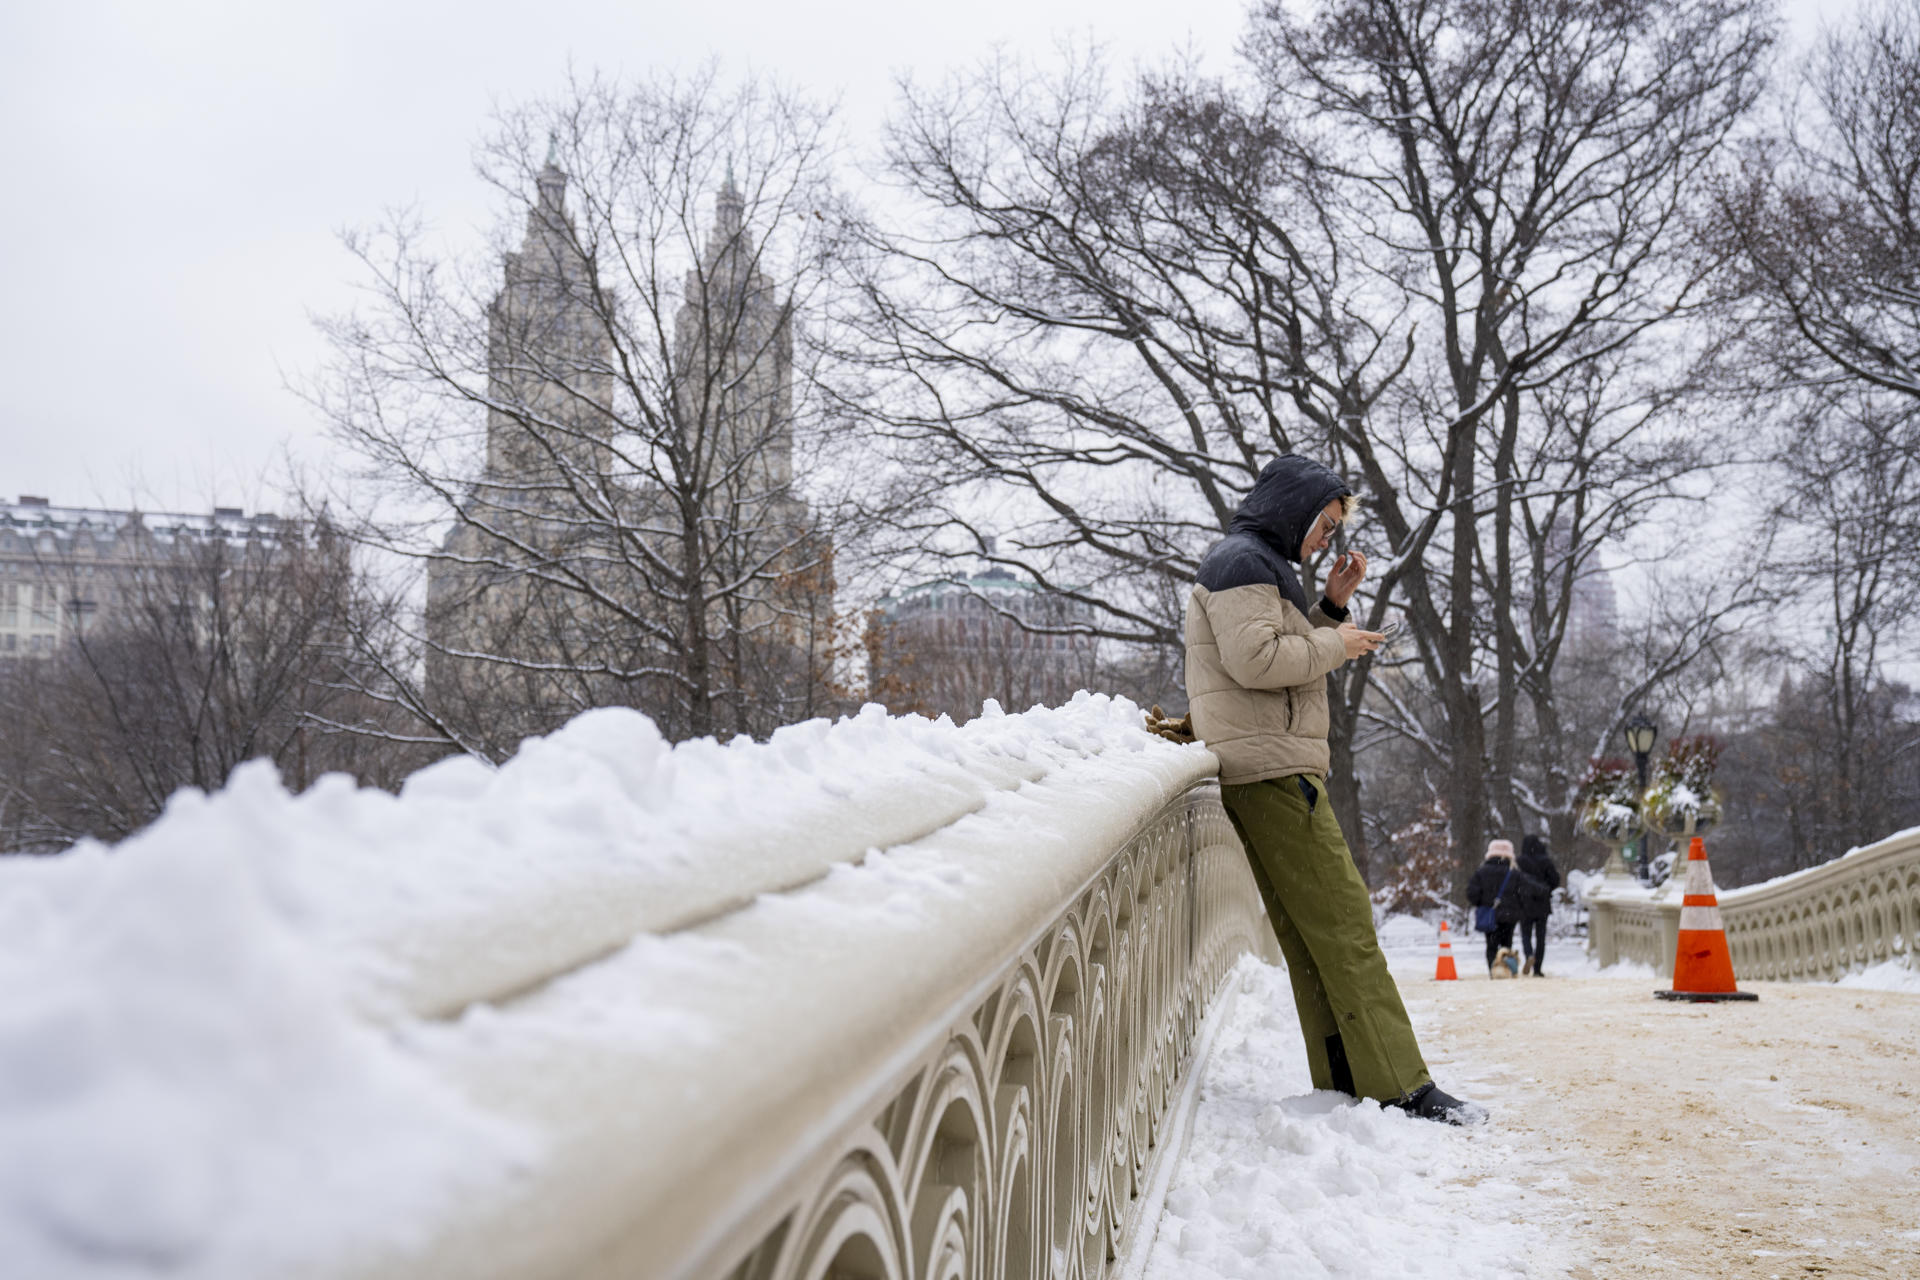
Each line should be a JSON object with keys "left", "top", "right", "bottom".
{"left": 1564, "top": 866, "right": 1606, "bottom": 905}
{"left": 15, "top": 694, "right": 1176, "bottom": 1024}
{"left": 0, "top": 826, "right": 535, "bottom": 1279}
{"left": 1374, "top": 911, "right": 1446, "bottom": 963}
{"left": 1835, "top": 957, "right": 1920, "bottom": 994}
{"left": 1142, "top": 958, "right": 1580, "bottom": 1279}
{"left": 0, "top": 693, "right": 1201, "bottom": 1278}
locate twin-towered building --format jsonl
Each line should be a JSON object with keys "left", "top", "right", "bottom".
{"left": 9, "top": 153, "right": 1091, "bottom": 734}
{"left": 421, "top": 148, "right": 828, "bottom": 744}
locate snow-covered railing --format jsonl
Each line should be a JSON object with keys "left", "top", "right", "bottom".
{"left": 0, "top": 695, "right": 1276, "bottom": 1280}
{"left": 1587, "top": 827, "right": 1920, "bottom": 981}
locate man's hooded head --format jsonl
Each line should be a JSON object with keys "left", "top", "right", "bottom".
{"left": 1229, "top": 455, "right": 1353, "bottom": 564}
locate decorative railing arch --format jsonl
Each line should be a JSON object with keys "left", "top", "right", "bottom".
{"left": 1587, "top": 827, "right": 1920, "bottom": 981}
{"left": 701, "top": 784, "right": 1268, "bottom": 1280}
{"left": 346, "top": 748, "right": 1275, "bottom": 1280}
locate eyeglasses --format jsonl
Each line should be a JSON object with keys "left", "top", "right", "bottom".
{"left": 1310, "top": 511, "right": 1342, "bottom": 544}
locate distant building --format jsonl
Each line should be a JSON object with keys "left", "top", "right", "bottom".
{"left": 0, "top": 496, "right": 291, "bottom": 658}
{"left": 1547, "top": 524, "right": 1620, "bottom": 653}
{"left": 424, "top": 143, "right": 616, "bottom": 701}
{"left": 873, "top": 566, "right": 1097, "bottom": 721}
{"left": 424, "top": 151, "right": 828, "bottom": 739}
{"left": 675, "top": 166, "right": 798, "bottom": 508}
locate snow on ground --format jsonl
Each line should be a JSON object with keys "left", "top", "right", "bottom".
{"left": 1374, "top": 913, "right": 1658, "bottom": 984}
{"left": 1140, "top": 914, "right": 1917, "bottom": 1280}
{"left": 1140, "top": 957, "right": 1587, "bottom": 1280}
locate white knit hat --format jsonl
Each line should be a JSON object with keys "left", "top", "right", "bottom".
{"left": 1486, "top": 839, "right": 1514, "bottom": 859}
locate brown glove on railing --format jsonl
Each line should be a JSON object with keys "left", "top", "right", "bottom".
{"left": 1143, "top": 705, "right": 1195, "bottom": 745}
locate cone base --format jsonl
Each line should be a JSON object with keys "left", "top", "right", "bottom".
{"left": 1654, "top": 989, "right": 1759, "bottom": 1003}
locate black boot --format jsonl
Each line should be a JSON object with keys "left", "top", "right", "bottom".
{"left": 1384, "top": 1082, "right": 1487, "bottom": 1127}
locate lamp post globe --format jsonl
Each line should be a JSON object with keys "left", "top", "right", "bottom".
{"left": 1622, "top": 712, "right": 1658, "bottom": 881}
{"left": 1623, "top": 713, "right": 1657, "bottom": 759}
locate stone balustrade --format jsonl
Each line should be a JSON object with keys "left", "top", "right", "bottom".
{"left": 1587, "top": 827, "right": 1920, "bottom": 981}
{"left": 345, "top": 747, "right": 1275, "bottom": 1280}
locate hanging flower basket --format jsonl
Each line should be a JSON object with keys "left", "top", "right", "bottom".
{"left": 1575, "top": 757, "right": 1642, "bottom": 844}
{"left": 1642, "top": 736, "right": 1723, "bottom": 836}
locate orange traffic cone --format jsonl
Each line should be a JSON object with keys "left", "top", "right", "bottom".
{"left": 1435, "top": 920, "right": 1459, "bottom": 981}
{"left": 1656, "top": 837, "right": 1758, "bottom": 1004}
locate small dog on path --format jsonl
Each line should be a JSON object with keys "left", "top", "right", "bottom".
{"left": 1489, "top": 947, "right": 1521, "bottom": 979}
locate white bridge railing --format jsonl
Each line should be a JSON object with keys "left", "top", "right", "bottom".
{"left": 700, "top": 780, "right": 1271, "bottom": 1280}
{"left": 1587, "top": 828, "right": 1920, "bottom": 981}
{"left": 0, "top": 698, "right": 1277, "bottom": 1279}
{"left": 339, "top": 706, "right": 1276, "bottom": 1280}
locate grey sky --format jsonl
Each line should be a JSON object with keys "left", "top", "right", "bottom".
{"left": 0, "top": 0, "right": 1846, "bottom": 516}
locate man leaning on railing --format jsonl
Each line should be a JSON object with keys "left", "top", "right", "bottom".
{"left": 1183, "top": 454, "right": 1486, "bottom": 1126}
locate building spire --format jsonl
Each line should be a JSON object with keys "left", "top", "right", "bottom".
{"left": 536, "top": 131, "right": 567, "bottom": 215}
{"left": 715, "top": 157, "right": 745, "bottom": 239}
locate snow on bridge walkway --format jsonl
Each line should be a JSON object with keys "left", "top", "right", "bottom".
{"left": 1139, "top": 918, "right": 1920, "bottom": 1280}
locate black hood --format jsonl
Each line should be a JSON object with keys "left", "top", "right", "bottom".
{"left": 1195, "top": 454, "right": 1354, "bottom": 616}
{"left": 1228, "top": 455, "right": 1351, "bottom": 564}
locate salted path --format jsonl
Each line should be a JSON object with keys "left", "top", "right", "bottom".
{"left": 1139, "top": 924, "right": 1920, "bottom": 1280}
{"left": 1411, "top": 972, "right": 1920, "bottom": 1278}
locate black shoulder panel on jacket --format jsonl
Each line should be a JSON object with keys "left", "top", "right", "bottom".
{"left": 1195, "top": 532, "right": 1280, "bottom": 594}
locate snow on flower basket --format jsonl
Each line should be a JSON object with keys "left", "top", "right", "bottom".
{"left": 1575, "top": 757, "right": 1643, "bottom": 845}
{"left": 1643, "top": 735, "right": 1723, "bottom": 836}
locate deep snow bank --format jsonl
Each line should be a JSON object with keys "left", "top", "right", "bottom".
{"left": 0, "top": 693, "right": 1206, "bottom": 1278}
{"left": 1142, "top": 958, "right": 1582, "bottom": 1280}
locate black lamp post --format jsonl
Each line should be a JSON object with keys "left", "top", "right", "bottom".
{"left": 1622, "top": 712, "right": 1658, "bottom": 881}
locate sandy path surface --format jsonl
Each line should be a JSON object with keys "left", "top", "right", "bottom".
{"left": 1400, "top": 971, "right": 1920, "bottom": 1279}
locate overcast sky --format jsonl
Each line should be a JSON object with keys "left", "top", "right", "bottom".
{"left": 0, "top": 0, "right": 1846, "bottom": 517}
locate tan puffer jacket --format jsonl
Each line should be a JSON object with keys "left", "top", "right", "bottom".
{"left": 1183, "top": 454, "right": 1354, "bottom": 786}
{"left": 1185, "top": 583, "right": 1347, "bottom": 784}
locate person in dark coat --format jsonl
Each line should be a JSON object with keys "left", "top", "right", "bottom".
{"left": 1516, "top": 834, "right": 1561, "bottom": 976}
{"left": 1466, "top": 840, "right": 1543, "bottom": 974}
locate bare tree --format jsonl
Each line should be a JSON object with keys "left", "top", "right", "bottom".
{"left": 307, "top": 67, "right": 879, "bottom": 757}
{"left": 1256, "top": 0, "right": 1774, "bottom": 880}
{"left": 1749, "top": 391, "right": 1920, "bottom": 853}
{"left": 0, "top": 515, "right": 395, "bottom": 850}
{"left": 1708, "top": 2, "right": 1920, "bottom": 862}
{"left": 1723, "top": 0, "right": 1920, "bottom": 402}
{"left": 842, "top": 0, "right": 1771, "bottom": 879}
{"left": 829, "top": 55, "right": 1437, "bottom": 872}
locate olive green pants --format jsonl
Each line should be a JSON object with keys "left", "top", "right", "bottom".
{"left": 1222, "top": 774, "right": 1431, "bottom": 1102}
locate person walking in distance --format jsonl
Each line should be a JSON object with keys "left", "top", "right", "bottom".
{"left": 1185, "top": 454, "right": 1485, "bottom": 1125}
{"left": 1468, "top": 840, "right": 1544, "bottom": 976}
{"left": 1516, "top": 834, "right": 1561, "bottom": 976}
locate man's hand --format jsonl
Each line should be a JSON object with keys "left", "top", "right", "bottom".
{"left": 1325, "top": 550, "right": 1368, "bottom": 608}
{"left": 1337, "top": 621, "right": 1385, "bottom": 661}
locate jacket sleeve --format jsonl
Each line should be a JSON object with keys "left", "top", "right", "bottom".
{"left": 1466, "top": 872, "right": 1485, "bottom": 907}
{"left": 1309, "top": 596, "right": 1348, "bottom": 629}
{"left": 1204, "top": 585, "right": 1347, "bottom": 690}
